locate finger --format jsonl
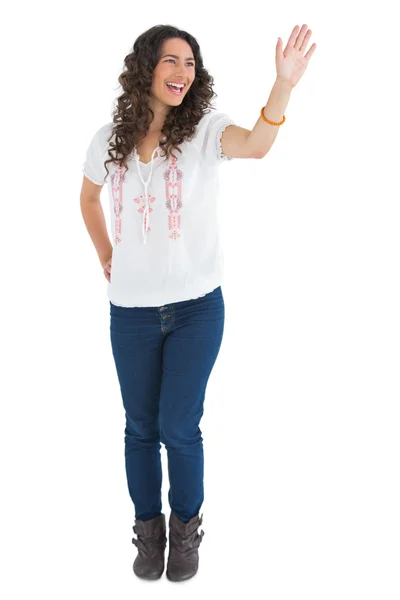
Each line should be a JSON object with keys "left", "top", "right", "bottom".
{"left": 304, "top": 43, "right": 317, "bottom": 61}
{"left": 299, "top": 29, "right": 312, "bottom": 54}
{"left": 276, "top": 37, "right": 283, "bottom": 61}
{"left": 294, "top": 24, "right": 308, "bottom": 50}
{"left": 286, "top": 25, "right": 300, "bottom": 49}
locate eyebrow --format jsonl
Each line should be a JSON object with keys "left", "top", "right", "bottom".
{"left": 161, "top": 54, "right": 195, "bottom": 61}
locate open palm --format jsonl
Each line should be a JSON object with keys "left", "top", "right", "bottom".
{"left": 276, "top": 24, "right": 317, "bottom": 88}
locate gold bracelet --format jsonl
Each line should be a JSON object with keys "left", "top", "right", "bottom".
{"left": 260, "top": 107, "right": 286, "bottom": 126}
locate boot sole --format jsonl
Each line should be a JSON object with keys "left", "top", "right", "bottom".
{"left": 166, "top": 570, "right": 198, "bottom": 582}
{"left": 133, "top": 570, "right": 164, "bottom": 581}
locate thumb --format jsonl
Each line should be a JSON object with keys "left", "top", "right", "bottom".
{"left": 276, "top": 37, "right": 283, "bottom": 61}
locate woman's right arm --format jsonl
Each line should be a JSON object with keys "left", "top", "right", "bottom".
{"left": 80, "top": 175, "right": 113, "bottom": 276}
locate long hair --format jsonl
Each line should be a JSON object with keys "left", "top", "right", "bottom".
{"left": 103, "top": 24, "right": 217, "bottom": 179}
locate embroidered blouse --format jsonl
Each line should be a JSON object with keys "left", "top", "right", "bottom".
{"left": 82, "top": 108, "right": 236, "bottom": 307}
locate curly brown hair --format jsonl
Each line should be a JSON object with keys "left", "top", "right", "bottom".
{"left": 103, "top": 24, "right": 218, "bottom": 180}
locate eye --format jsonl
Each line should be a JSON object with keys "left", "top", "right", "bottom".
{"left": 166, "top": 59, "right": 194, "bottom": 66}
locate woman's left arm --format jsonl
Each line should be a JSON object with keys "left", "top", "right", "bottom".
{"left": 247, "top": 23, "right": 317, "bottom": 158}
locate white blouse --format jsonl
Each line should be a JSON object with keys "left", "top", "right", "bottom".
{"left": 82, "top": 108, "right": 236, "bottom": 307}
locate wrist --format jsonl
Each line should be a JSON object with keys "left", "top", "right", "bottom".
{"left": 99, "top": 247, "right": 113, "bottom": 267}
{"left": 275, "top": 76, "right": 294, "bottom": 92}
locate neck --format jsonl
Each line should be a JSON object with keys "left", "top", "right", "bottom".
{"left": 147, "top": 95, "right": 170, "bottom": 134}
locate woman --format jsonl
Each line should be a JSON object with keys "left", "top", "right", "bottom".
{"left": 80, "top": 23, "right": 316, "bottom": 582}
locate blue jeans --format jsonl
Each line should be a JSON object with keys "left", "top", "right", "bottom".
{"left": 109, "top": 286, "right": 225, "bottom": 524}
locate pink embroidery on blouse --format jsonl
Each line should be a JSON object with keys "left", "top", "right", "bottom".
{"left": 111, "top": 166, "right": 125, "bottom": 245}
{"left": 133, "top": 194, "right": 156, "bottom": 234}
{"left": 163, "top": 156, "right": 183, "bottom": 240}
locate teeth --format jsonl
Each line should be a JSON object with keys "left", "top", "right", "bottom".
{"left": 167, "top": 82, "right": 184, "bottom": 88}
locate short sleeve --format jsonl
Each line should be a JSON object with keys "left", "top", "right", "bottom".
{"left": 199, "top": 110, "right": 236, "bottom": 166}
{"left": 81, "top": 123, "right": 112, "bottom": 185}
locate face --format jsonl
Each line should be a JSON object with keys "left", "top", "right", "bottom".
{"left": 150, "top": 38, "right": 196, "bottom": 108}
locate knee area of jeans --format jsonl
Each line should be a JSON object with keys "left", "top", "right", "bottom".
{"left": 125, "top": 426, "right": 161, "bottom": 444}
{"left": 159, "top": 425, "right": 202, "bottom": 448}
{"left": 125, "top": 415, "right": 160, "bottom": 437}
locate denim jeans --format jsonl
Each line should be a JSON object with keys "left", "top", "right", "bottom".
{"left": 109, "top": 286, "right": 225, "bottom": 523}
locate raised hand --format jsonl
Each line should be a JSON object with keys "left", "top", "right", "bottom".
{"left": 276, "top": 24, "right": 317, "bottom": 88}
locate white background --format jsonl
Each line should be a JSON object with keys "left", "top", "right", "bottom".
{"left": 1, "top": 1, "right": 399, "bottom": 598}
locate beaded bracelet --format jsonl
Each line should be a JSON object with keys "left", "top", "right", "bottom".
{"left": 260, "top": 107, "right": 286, "bottom": 126}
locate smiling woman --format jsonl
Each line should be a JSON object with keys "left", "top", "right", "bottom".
{"left": 80, "top": 20, "right": 317, "bottom": 586}
{"left": 96, "top": 28, "right": 213, "bottom": 180}
{"left": 150, "top": 40, "right": 196, "bottom": 107}
{"left": 80, "top": 23, "right": 237, "bottom": 584}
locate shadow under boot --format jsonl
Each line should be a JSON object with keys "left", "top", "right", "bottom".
{"left": 131, "top": 513, "right": 167, "bottom": 580}
{"left": 166, "top": 512, "right": 205, "bottom": 582}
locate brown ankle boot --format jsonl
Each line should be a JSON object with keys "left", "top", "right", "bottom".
{"left": 131, "top": 513, "right": 167, "bottom": 580}
{"left": 166, "top": 512, "right": 205, "bottom": 582}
